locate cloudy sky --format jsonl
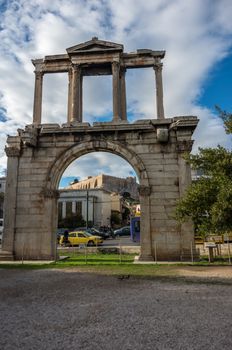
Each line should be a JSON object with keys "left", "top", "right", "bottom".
{"left": 0, "top": 0, "right": 232, "bottom": 186}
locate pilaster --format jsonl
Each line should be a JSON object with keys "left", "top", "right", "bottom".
{"left": 137, "top": 185, "right": 154, "bottom": 261}
{"left": 176, "top": 139, "right": 197, "bottom": 259}
{"left": 2, "top": 137, "right": 22, "bottom": 258}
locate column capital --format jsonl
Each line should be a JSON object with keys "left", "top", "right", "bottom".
{"left": 72, "top": 64, "right": 81, "bottom": 72}
{"left": 5, "top": 136, "right": 22, "bottom": 157}
{"left": 138, "top": 185, "right": 151, "bottom": 197}
{"left": 176, "top": 140, "right": 194, "bottom": 153}
{"left": 153, "top": 62, "right": 163, "bottom": 72}
{"left": 17, "top": 127, "right": 38, "bottom": 147}
{"left": 112, "top": 60, "right": 120, "bottom": 70}
{"left": 41, "top": 188, "right": 60, "bottom": 199}
{"left": 34, "top": 70, "right": 44, "bottom": 78}
{"left": 5, "top": 146, "right": 21, "bottom": 157}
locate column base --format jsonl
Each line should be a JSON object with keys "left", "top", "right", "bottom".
{"left": 135, "top": 254, "right": 154, "bottom": 262}
{"left": 0, "top": 250, "right": 15, "bottom": 261}
{"left": 112, "top": 117, "right": 128, "bottom": 123}
{"left": 180, "top": 248, "right": 200, "bottom": 262}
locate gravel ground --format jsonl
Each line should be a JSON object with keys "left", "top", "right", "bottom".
{"left": 0, "top": 268, "right": 232, "bottom": 350}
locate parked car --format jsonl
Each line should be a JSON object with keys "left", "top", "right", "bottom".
{"left": 113, "top": 226, "right": 131, "bottom": 237}
{"left": 59, "top": 231, "right": 103, "bottom": 246}
{"left": 99, "top": 226, "right": 114, "bottom": 239}
{"left": 74, "top": 227, "right": 111, "bottom": 240}
{"left": 86, "top": 228, "right": 109, "bottom": 239}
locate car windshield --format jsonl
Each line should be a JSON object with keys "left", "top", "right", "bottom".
{"left": 82, "top": 231, "right": 92, "bottom": 237}
{"left": 92, "top": 228, "right": 99, "bottom": 233}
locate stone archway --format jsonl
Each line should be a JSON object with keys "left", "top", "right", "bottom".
{"left": 2, "top": 118, "right": 198, "bottom": 261}
{"left": 1, "top": 38, "right": 199, "bottom": 261}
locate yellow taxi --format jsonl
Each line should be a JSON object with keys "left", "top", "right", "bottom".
{"left": 59, "top": 231, "right": 103, "bottom": 246}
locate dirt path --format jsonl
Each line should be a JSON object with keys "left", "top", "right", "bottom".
{"left": 174, "top": 265, "right": 232, "bottom": 279}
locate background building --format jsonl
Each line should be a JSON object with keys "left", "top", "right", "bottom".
{"left": 58, "top": 188, "right": 121, "bottom": 228}
{"left": 67, "top": 174, "right": 139, "bottom": 200}
{"left": 58, "top": 174, "right": 139, "bottom": 228}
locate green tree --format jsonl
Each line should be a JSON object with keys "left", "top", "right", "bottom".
{"left": 176, "top": 112, "right": 232, "bottom": 236}
{"left": 215, "top": 106, "right": 232, "bottom": 134}
{"left": 58, "top": 213, "right": 86, "bottom": 230}
{"left": 111, "top": 211, "right": 121, "bottom": 227}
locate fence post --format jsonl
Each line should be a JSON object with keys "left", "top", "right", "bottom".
{"left": 154, "top": 242, "right": 157, "bottom": 264}
{"left": 190, "top": 241, "right": 194, "bottom": 264}
{"left": 119, "top": 238, "right": 122, "bottom": 263}
{"left": 227, "top": 240, "right": 231, "bottom": 265}
{"left": 85, "top": 244, "right": 87, "bottom": 264}
{"left": 21, "top": 242, "right": 25, "bottom": 265}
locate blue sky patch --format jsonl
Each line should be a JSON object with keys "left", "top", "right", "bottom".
{"left": 199, "top": 53, "right": 232, "bottom": 113}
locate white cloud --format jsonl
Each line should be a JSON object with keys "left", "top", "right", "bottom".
{"left": 0, "top": 0, "right": 232, "bottom": 177}
{"left": 61, "top": 152, "right": 137, "bottom": 182}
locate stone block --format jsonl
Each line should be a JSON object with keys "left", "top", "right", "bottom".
{"left": 151, "top": 185, "right": 179, "bottom": 192}
{"left": 149, "top": 205, "right": 165, "bottom": 213}
{"left": 165, "top": 192, "right": 180, "bottom": 199}
{"left": 164, "top": 164, "right": 179, "bottom": 172}
{"left": 16, "top": 214, "right": 45, "bottom": 228}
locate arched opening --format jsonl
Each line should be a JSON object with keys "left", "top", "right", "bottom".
{"left": 42, "top": 138, "right": 151, "bottom": 261}
{"left": 56, "top": 151, "right": 141, "bottom": 251}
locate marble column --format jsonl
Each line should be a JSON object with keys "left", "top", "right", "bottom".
{"left": 33, "top": 71, "right": 43, "bottom": 124}
{"left": 72, "top": 201, "right": 76, "bottom": 214}
{"left": 120, "top": 67, "right": 127, "bottom": 121}
{"left": 62, "top": 201, "right": 66, "bottom": 219}
{"left": 71, "top": 65, "right": 82, "bottom": 122}
{"left": 112, "top": 61, "right": 121, "bottom": 121}
{"left": 154, "top": 63, "right": 165, "bottom": 119}
{"left": 177, "top": 140, "right": 193, "bottom": 196}
{"left": 79, "top": 75, "right": 83, "bottom": 121}
{"left": 67, "top": 69, "right": 73, "bottom": 123}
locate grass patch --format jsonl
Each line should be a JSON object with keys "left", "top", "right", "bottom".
{"left": 59, "top": 252, "right": 134, "bottom": 264}
{"left": 0, "top": 252, "right": 232, "bottom": 282}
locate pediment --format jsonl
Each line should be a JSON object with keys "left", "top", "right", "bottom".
{"left": 66, "top": 37, "right": 123, "bottom": 54}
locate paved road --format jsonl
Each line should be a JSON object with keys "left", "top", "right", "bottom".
{"left": 102, "top": 236, "right": 140, "bottom": 247}
{"left": 57, "top": 236, "right": 140, "bottom": 251}
{"left": 0, "top": 269, "right": 232, "bottom": 350}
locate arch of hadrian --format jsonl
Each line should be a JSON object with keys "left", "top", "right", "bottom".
{"left": 1, "top": 37, "right": 198, "bottom": 261}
